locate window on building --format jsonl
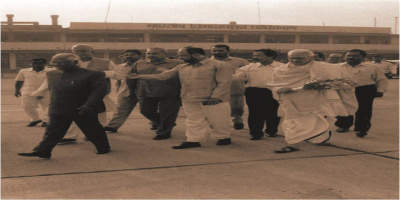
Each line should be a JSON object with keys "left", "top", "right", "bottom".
{"left": 1, "top": 53, "right": 10, "bottom": 70}
{"left": 364, "top": 36, "right": 390, "bottom": 44}
{"left": 300, "top": 35, "right": 329, "bottom": 44}
{"left": 150, "top": 34, "right": 224, "bottom": 43}
{"left": 104, "top": 33, "right": 145, "bottom": 43}
{"left": 228, "top": 34, "right": 260, "bottom": 43}
{"left": 333, "top": 35, "right": 360, "bottom": 44}
{"left": 1, "top": 32, "right": 9, "bottom": 42}
{"left": 15, "top": 53, "right": 56, "bottom": 69}
{"left": 66, "top": 33, "right": 104, "bottom": 42}
{"left": 13, "top": 32, "right": 60, "bottom": 42}
{"left": 265, "top": 35, "right": 296, "bottom": 43}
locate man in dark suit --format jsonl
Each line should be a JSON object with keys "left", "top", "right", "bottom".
{"left": 18, "top": 53, "right": 111, "bottom": 159}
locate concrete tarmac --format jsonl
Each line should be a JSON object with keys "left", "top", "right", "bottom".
{"left": 1, "top": 75, "right": 398, "bottom": 199}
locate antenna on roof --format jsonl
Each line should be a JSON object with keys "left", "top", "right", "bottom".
{"left": 105, "top": 0, "right": 111, "bottom": 23}
{"left": 257, "top": 1, "right": 261, "bottom": 25}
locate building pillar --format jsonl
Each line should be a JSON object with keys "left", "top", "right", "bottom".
{"left": 144, "top": 33, "right": 151, "bottom": 43}
{"left": 295, "top": 35, "right": 300, "bottom": 43}
{"left": 328, "top": 35, "right": 333, "bottom": 44}
{"left": 360, "top": 35, "right": 365, "bottom": 44}
{"left": 60, "top": 32, "right": 66, "bottom": 43}
{"left": 9, "top": 52, "right": 17, "bottom": 70}
{"left": 223, "top": 34, "right": 229, "bottom": 43}
{"left": 260, "top": 34, "right": 265, "bottom": 43}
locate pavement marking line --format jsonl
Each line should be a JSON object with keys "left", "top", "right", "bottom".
{"left": 2, "top": 150, "right": 397, "bottom": 179}
{"left": 326, "top": 144, "right": 399, "bottom": 160}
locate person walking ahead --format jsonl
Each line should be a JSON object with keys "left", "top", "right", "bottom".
{"left": 234, "top": 49, "right": 283, "bottom": 140}
{"left": 131, "top": 47, "right": 233, "bottom": 149}
{"left": 18, "top": 53, "right": 110, "bottom": 159}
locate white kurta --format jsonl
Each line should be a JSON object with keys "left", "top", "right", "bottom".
{"left": 267, "top": 61, "right": 357, "bottom": 144}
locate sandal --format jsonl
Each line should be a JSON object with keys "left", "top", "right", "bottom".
{"left": 274, "top": 146, "right": 299, "bottom": 153}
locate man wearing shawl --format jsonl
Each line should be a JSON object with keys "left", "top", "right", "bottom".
{"left": 267, "top": 49, "right": 357, "bottom": 153}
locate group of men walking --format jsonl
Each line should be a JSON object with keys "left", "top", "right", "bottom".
{"left": 15, "top": 43, "right": 389, "bottom": 158}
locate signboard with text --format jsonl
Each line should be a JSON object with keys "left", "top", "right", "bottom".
{"left": 70, "top": 22, "right": 391, "bottom": 34}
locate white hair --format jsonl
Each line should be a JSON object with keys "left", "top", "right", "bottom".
{"left": 288, "top": 49, "right": 315, "bottom": 57}
{"left": 71, "top": 44, "right": 94, "bottom": 51}
{"left": 51, "top": 53, "right": 79, "bottom": 62}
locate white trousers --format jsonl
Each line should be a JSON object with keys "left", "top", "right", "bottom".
{"left": 182, "top": 101, "right": 231, "bottom": 142}
{"left": 63, "top": 112, "right": 107, "bottom": 140}
{"left": 21, "top": 95, "right": 49, "bottom": 122}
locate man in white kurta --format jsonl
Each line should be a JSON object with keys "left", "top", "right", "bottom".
{"left": 15, "top": 58, "right": 53, "bottom": 127}
{"left": 267, "top": 49, "right": 357, "bottom": 153}
{"left": 133, "top": 47, "right": 233, "bottom": 149}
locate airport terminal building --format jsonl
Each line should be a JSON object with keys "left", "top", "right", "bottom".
{"left": 1, "top": 14, "right": 399, "bottom": 70}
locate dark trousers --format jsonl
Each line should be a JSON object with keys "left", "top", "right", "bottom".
{"left": 139, "top": 96, "right": 181, "bottom": 136}
{"left": 34, "top": 113, "right": 110, "bottom": 154}
{"left": 245, "top": 87, "right": 281, "bottom": 136}
{"left": 335, "top": 84, "right": 376, "bottom": 132}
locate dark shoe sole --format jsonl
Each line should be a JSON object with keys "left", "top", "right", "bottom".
{"left": 172, "top": 142, "right": 201, "bottom": 149}
{"left": 96, "top": 149, "right": 111, "bottom": 154}
{"left": 153, "top": 135, "right": 171, "bottom": 140}
{"left": 250, "top": 136, "right": 262, "bottom": 140}
{"left": 274, "top": 146, "right": 299, "bottom": 153}
{"left": 356, "top": 132, "right": 367, "bottom": 138}
{"left": 336, "top": 128, "right": 350, "bottom": 133}
{"left": 104, "top": 127, "right": 118, "bottom": 133}
{"left": 233, "top": 123, "right": 244, "bottom": 130}
{"left": 27, "top": 120, "right": 43, "bottom": 127}
{"left": 216, "top": 138, "right": 231, "bottom": 145}
{"left": 18, "top": 152, "right": 51, "bottom": 159}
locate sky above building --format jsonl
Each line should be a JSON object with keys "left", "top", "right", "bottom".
{"left": 1, "top": 0, "right": 399, "bottom": 33}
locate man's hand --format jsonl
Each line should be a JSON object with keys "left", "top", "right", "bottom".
{"left": 77, "top": 105, "right": 95, "bottom": 115}
{"left": 14, "top": 91, "right": 21, "bottom": 97}
{"left": 202, "top": 98, "right": 222, "bottom": 106}
{"left": 126, "top": 73, "right": 140, "bottom": 79}
{"left": 277, "top": 87, "right": 296, "bottom": 94}
{"left": 375, "top": 92, "right": 384, "bottom": 98}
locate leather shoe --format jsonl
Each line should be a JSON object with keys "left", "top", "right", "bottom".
{"left": 336, "top": 127, "right": 349, "bottom": 133}
{"left": 41, "top": 122, "right": 47, "bottom": 127}
{"left": 153, "top": 134, "right": 171, "bottom": 140}
{"left": 250, "top": 135, "right": 262, "bottom": 140}
{"left": 58, "top": 138, "right": 77, "bottom": 145}
{"left": 96, "top": 149, "right": 110, "bottom": 154}
{"left": 150, "top": 124, "right": 158, "bottom": 130}
{"left": 265, "top": 132, "right": 277, "bottom": 137}
{"left": 356, "top": 132, "right": 368, "bottom": 138}
{"left": 104, "top": 126, "right": 118, "bottom": 133}
{"left": 18, "top": 151, "right": 51, "bottom": 159}
{"left": 233, "top": 123, "right": 244, "bottom": 130}
{"left": 216, "top": 138, "right": 231, "bottom": 145}
{"left": 27, "top": 120, "right": 42, "bottom": 127}
{"left": 172, "top": 142, "right": 201, "bottom": 149}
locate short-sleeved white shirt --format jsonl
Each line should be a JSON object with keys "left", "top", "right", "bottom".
{"left": 15, "top": 67, "right": 54, "bottom": 95}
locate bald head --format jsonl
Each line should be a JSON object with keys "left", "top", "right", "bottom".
{"left": 288, "top": 49, "right": 315, "bottom": 66}
{"left": 72, "top": 44, "right": 94, "bottom": 61}
{"left": 146, "top": 47, "right": 167, "bottom": 62}
{"left": 72, "top": 44, "right": 94, "bottom": 51}
{"left": 50, "top": 53, "right": 79, "bottom": 71}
